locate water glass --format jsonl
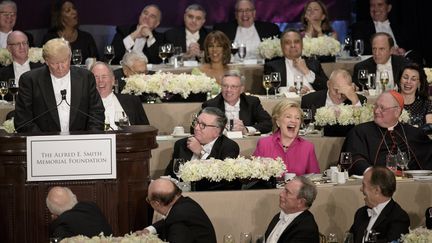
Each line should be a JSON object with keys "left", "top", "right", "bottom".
{"left": 270, "top": 72, "right": 281, "bottom": 96}
{"left": 72, "top": 49, "right": 82, "bottom": 65}
{"left": 173, "top": 158, "right": 186, "bottom": 180}
{"left": 364, "top": 229, "right": 378, "bottom": 243}
{"left": 238, "top": 43, "right": 247, "bottom": 62}
{"left": 386, "top": 154, "right": 398, "bottom": 173}
{"left": 240, "top": 232, "right": 252, "bottom": 243}
{"left": 358, "top": 69, "right": 368, "bottom": 91}
{"left": 255, "top": 234, "right": 264, "bottom": 243}
{"left": 294, "top": 75, "right": 303, "bottom": 95}
{"left": 104, "top": 45, "right": 115, "bottom": 65}
{"left": 398, "top": 151, "right": 409, "bottom": 176}
{"left": 223, "top": 234, "right": 235, "bottom": 243}
{"left": 354, "top": 39, "right": 364, "bottom": 57}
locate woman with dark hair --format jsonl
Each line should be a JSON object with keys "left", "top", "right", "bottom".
{"left": 301, "top": 0, "right": 337, "bottom": 39}
{"left": 397, "top": 63, "right": 432, "bottom": 127}
{"left": 42, "top": 1, "right": 99, "bottom": 62}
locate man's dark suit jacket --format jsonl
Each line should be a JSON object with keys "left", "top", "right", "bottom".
{"left": 350, "top": 199, "right": 410, "bottom": 243}
{"left": 213, "top": 21, "right": 280, "bottom": 42}
{"left": 49, "top": 201, "right": 113, "bottom": 239}
{"left": 265, "top": 210, "right": 320, "bottom": 243}
{"left": 111, "top": 25, "right": 164, "bottom": 65}
{"left": 152, "top": 196, "right": 216, "bottom": 243}
{"left": 352, "top": 55, "right": 408, "bottom": 90}
{"left": 202, "top": 93, "right": 272, "bottom": 134}
{"left": 14, "top": 66, "right": 105, "bottom": 133}
{"left": 0, "top": 62, "right": 43, "bottom": 101}
{"left": 164, "top": 27, "right": 209, "bottom": 52}
{"left": 115, "top": 93, "right": 149, "bottom": 125}
{"left": 264, "top": 57, "right": 328, "bottom": 92}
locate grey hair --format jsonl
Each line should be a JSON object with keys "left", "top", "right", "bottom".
{"left": 235, "top": 0, "right": 255, "bottom": 10}
{"left": 294, "top": 176, "right": 317, "bottom": 208}
{"left": 142, "top": 4, "right": 162, "bottom": 22}
{"left": 0, "top": 0, "right": 17, "bottom": 11}
{"left": 185, "top": 3, "right": 206, "bottom": 17}
{"left": 223, "top": 69, "right": 246, "bottom": 85}
{"left": 90, "top": 61, "right": 114, "bottom": 77}
{"left": 329, "top": 68, "right": 352, "bottom": 83}
{"left": 46, "top": 187, "right": 78, "bottom": 216}
{"left": 121, "top": 51, "right": 148, "bottom": 68}
{"left": 198, "top": 107, "right": 227, "bottom": 134}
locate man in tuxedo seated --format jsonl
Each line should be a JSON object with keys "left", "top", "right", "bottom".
{"left": 0, "top": 30, "right": 43, "bottom": 101}
{"left": 349, "top": 166, "right": 409, "bottom": 243}
{"left": 343, "top": 91, "right": 432, "bottom": 175}
{"left": 164, "top": 4, "right": 208, "bottom": 60}
{"left": 138, "top": 178, "right": 216, "bottom": 243}
{"left": 265, "top": 176, "right": 319, "bottom": 243}
{"left": 46, "top": 186, "right": 113, "bottom": 240}
{"left": 264, "top": 29, "right": 328, "bottom": 93}
{"left": 110, "top": 4, "right": 164, "bottom": 64}
{"left": 14, "top": 38, "right": 105, "bottom": 133}
{"left": 352, "top": 32, "right": 408, "bottom": 91}
{"left": 91, "top": 61, "right": 149, "bottom": 130}
{"left": 213, "top": 0, "right": 280, "bottom": 60}
{"left": 202, "top": 70, "right": 272, "bottom": 134}
{"left": 113, "top": 52, "right": 154, "bottom": 92}
{"left": 0, "top": 1, "right": 34, "bottom": 49}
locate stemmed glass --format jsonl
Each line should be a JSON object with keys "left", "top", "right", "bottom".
{"left": 302, "top": 108, "right": 313, "bottom": 134}
{"left": 0, "top": 81, "right": 8, "bottom": 103}
{"left": 270, "top": 72, "right": 281, "bottom": 97}
{"left": 159, "top": 45, "right": 169, "bottom": 64}
{"left": 223, "top": 234, "right": 235, "bottom": 243}
{"left": 104, "top": 45, "right": 115, "bottom": 65}
{"left": 340, "top": 152, "right": 353, "bottom": 172}
{"left": 379, "top": 71, "right": 389, "bottom": 92}
{"left": 238, "top": 43, "right": 246, "bottom": 62}
{"left": 398, "top": 152, "right": 409, "bottom": 177}
{"left": 294, "top": 74, "right": 303, "bottom": 95}
{"left": 8, "top": 79, "right": 18, "bottom": 105}
{"left": 343, "top": 232, "right": 354, "bottom": 243}
{"left": 231, "top": 42, "right": 239, "bottom": 62}
{"left": 354, "top": 39, "right": 364, "bottom": 58}
{"left": 72, "top": 49, "right": 82, "bottom": 65}
{"left": 364, "top": 229, "right": 378, "bottom": 243}
{"left": 358, "top": 69, "right": 369, "bottom": 92}
{"left": 327, "top": 233, "right": 338, "bottom": 243}
{"left": 367, "top": 73, "right": 376, "bottom": 91}
{"left": 240, "top": 232, "right": 252, "bottom": 243}
{"left": 386, "top": 154, "right": 398, "bottom": 173}
{"left": 173, "top": 158, "right": 186, "bottom": 181}
{"left": 262, "top": 74, "right": 272, "bottom": 99}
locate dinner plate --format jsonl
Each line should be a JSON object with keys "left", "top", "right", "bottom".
{"left": 171, "top": 133, "right": 191, "bottom": 138}
{"left": 403, "top": 170, "right": 432, "bottom": 176}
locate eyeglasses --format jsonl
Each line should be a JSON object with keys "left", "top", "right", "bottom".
{"left": 7, "top": 41, "right": 28, "bottom": 47}
{"left": 373, "top": 105, "right": 399, "bottom": 112}
{"left": 221, "top": 84, "right": 242, "bottom": 90}
{"left": 0, "top": 12, "right": 16, "bottom": 17}
{"left": 192, "top": 119, "right": 219, "bottom": 130}
{"left": 236, "top": 8, "right": 255, "bottom": 14}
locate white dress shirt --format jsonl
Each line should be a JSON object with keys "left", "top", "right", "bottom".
{"left": 13, "top": 60, "right": 31, "bottom": 83}
{"left": 363, "top": 199, "right": 391, "bottom": 243}
{"left": 284, "top": 58, "right": 315, "bottom": 90}
{"left": 191, "top": 136, "right": 218, "bottom": 160}
{"left": 266, "top": 211, "right": 303, "bottom": 243}
{"left": 234, "top": 24, "right": 261, "bottom": 59}
{"left": 123, "top": 32, "right": 156, "bottom": 55}
{"left": 50, "top": 72, "right": 71, "bottom": 132}
{"left": 101, "top": 92, "right": 125, "bottom": 130}
{"left": 224, "top": 99, "right": 256, "bottom": 133}
{"left": 0, "top": 31, "right": 10, "bottom": 48}
{"left": 374, "top": 20, "right": 398, "bottom": 47}
{"left": 185, "top": 29, "right": 200, "bottom": 50}
{"left": 377, "top": 57, "right": 395, "bottom": 90}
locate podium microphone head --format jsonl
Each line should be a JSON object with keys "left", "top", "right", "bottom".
{"left": 61, "top": 89, "right": 67, "bottom": 101}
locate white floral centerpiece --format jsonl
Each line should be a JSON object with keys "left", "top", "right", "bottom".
{"left": 424, "top": 68, "right": 432, "bottom": 84}
{"left": 314, "top": 104, "right": 410, "bottom": 126}
{"left": 302, "top": 36, "right": 341, "bottom": 57}
{"left": 0, "top": 118, "right": 15, "bottom": 133}
{"left": 0, "top": 47, "right": 44, "bottom": 66}
{"left": 258, "top": 36, "right": 283, "bottom": 60}
{"left": 400, "top": 227, "right": 432, "bottom": 243}
{"left": 122, "top": 72, "right": 217, "bottom": 99}
{"left": 179, "top": 156, "right": 286, "bottom": 182}
{"left": 60, "top": 233, "right": 166, "bottom": 243}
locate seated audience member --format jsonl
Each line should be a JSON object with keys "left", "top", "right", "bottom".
{"left": 0, "top": 31, "right": 43, "bottom": 101}
{"left": 91, "top": 62, "right": 149, "bottom": 129}
{"left": 213, "top": 0, "right": 280, "bottom": 59}
{"left": 264, "top": 29, "right": 328, "bottom": 93}
{"left": 349, "top": 166, "right": 409, "bottom": 243}
{"left": 42, "top": 1, "right": 99, "bottom": 62}
{"left": 14, "top": 38, "right": 105, "bottom": 133}
{"left": 164, "top": 4, "right": 208, "bottom": 60}
{"left": 46, "top": 186, "right": 113, "bottom": 240}
{"left": 165, "top": 107, "right": 240, "bottom": 190}
{"left": 396, "top": 63, "right": 432, "bottom": 127}
{"left": 352, "top": 32, "right": 408, "bottom": 91}
{"left": 202, "top": 70, "right": 272, "bottom": 134}
{"left": 194, "top": 30, "right": 231, "bottom": 85}
{"left": 111, "top": 4, "right": 164, "bottom": 64}
{"left": 138, "top": 178, "right": 217, "bottom": 243}
{"left": 301, "top": 69, "right": 366, "bottom": 136}
{"left": 426, "top": 207, "right": 432, "bottom": 229}
{"left": 265, "top": 176, "right": 320, "bottom": 243}
{"left": 113, "top": 52, "right": 154, "bottom": 92}
{"left": 253, "top": 101, "right": 320, "bottom": 175}
{"left": 343, "top": 91, "right": 432, "bottom": 175}
{"left": 301, "top": 0, "right": 337, "bottom": 39}
{"left": 0, "top": 0, "right": 34, "bottom": 48}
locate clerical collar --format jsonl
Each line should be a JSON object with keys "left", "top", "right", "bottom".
{"left": 387, "top": 122, "right": 398, "bottom": 131}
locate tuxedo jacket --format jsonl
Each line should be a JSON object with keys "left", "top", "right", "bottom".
{"left": 264, "top": 57, "right": 328, "bottom": 92}
{"left": 213, "top": 21, "right": 280, "bottom": 42}
{"left": 350, "top": 199, "right": 410, "bottom": 243}
{"left": 164, "top": 27, "right": 209, "bottom": 52}
{"left": 202, "top": 93, "right": 272, "bottom": 134}
{"left": 301, "top": 90, "right": 367, "bottom": 115}
{"left": 265, "top": 210, "right": 320, "bottom": 243}
{"left": 14, "top": 66, "right": 105, "bottom": 133}
{"left": 50, "top": 202, "right": 113, "bottom": 239}
{"left": 352, "top": 55, "right": 408, "bottom": 90}
{"left": 115, "top": 93, "right": 149, "bottom": 125}
{"left": 0, "top": 62, "right": 43, "bottom": 101}
{"left": 111, "top": 25, "right": 165, "bottom": 64}
{"left": 152, "top": 196, "right": 217, "bottom": 243}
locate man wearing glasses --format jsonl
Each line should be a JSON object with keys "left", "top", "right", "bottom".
{"left": 342, "top": 91, "right": 432, "bottom": 175}
{"left": 213, "top": 0, "right": 280, "bottom": 59}
{"left": 165, "top": 107, "right": 240, "bottom": 190}
{"left": 0, "top": 0, "right": 33, "bottom": 49}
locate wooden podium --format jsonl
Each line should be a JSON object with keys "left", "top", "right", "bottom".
{"left": 0, "top": 125, "right": 158, "bottom": 243}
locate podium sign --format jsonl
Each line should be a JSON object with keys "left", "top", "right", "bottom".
{"left": 26, "top": 134, "right": 116, "bottom": 181}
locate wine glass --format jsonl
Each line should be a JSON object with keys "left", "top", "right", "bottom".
{"left": 223, "top": 234, "right": 235, "bottom": 243}
{"left": 173, "top": 158, "right": 186, "bottom": 180}
{"left": 386, "top": 154, "right": 398, "bottom": 173}
{"left": 398, "top": 151, "right": 409, "bottom": 177}
{"left": 358, "top": 69, "right": 369, "bottom": 92}
{"left": 240, "top": 232, "right": 252, "bottom": 243}
{"left": 302, "top": 108, "right": 313, "bottom": 134}
{"left": 0, "top": 81, "right": 8, "bottom": 103}
{"left": 165, "top": 43, "right": 174, "bottom": 63}
{"left": 262, "top": 74, "right": 272, "bottom": 99}
{"left": 159, "top": 45, "right": 168, "bottom": 64}
{"left": 379, "top": 71, "right": 389, "bottom": 92}
{"left": 367, "top": 73, "right": 376, "bottom": 90}
{"left": 104, "top": 45, "right": 115, "bottom": 65}
{"left": 354, "top": 39, "right": 364, "bottom": 57}
{"left": 294, "top": 74, "right": 303, "bottom": 95}
{"left": 340, "top": 152, "right": 353, "bottom": 172}
{"left": 327, "top": 233, "right": 338, "bottom": 243}
{"left": 238, "top": 43, "right": 246, "bottom": 62}
{"left": 270, "top": 72, "right": 281, "bottom": 97}
{"left": 364, "top": 229, "right": 378, "bottom": 243}
{"left": 72, "top": 49, "right": 82, "bottom": 65}
{"left": 231, "top": 42, "right": 239, "bottom": 62}
{"left": 8, "top": 79, "right": 18, "bottom": 105}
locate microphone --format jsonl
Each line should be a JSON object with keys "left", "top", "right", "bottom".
{"left": 61, "top": 89, "right": 67, "bottom": 101}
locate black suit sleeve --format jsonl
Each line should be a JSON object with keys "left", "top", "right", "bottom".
{"left": 218, "top": 137, "right": 240, "bottom": 159}
{"left": 248, "top": 97, "right": 272, "bottom": 133}
{"left": 306, "top": 58, "right": 328, "bottom": 91}
{"left": 14, "top": 72, "right": 41, "bottom": 132}
{"left": 110, "top": 26, "right": 130, "bottom": 65}
{"left": 166, "top": 223, "right": 195, "bottom": 243}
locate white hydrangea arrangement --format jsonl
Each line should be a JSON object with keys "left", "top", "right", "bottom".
{"left": 60, "top": 233, "right": 166, "bottom": 243}
{"left": 424, "top": 68, "right": 432, "bottom": 84}
{"left": 258, "top": 36, "right": 283, "bottom": 59}
{"left": 0, "top": 47, "right": 44, "bottom": 66}
{"left": 179, "top": 156, "right": 286, "bottom": 182}
{"left": 400, "top": 227, "right": 432, "bottom": 243}
{"left": 302, "top": 36, "right": 341, "bottom": 57}
{"left": 0, "top": 118, "right": 15, "bottom": 133}
{"left": 314, "top": 104, "right": 410, "bottom": 126}
{"left": 122, "top": 72, "right": 217, "bottom": 99}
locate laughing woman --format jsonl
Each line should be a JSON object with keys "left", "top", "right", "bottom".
{"left": 253, "top": 100, "right": 320, "bottom": 175}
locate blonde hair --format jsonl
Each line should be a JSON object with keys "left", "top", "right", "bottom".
{"left": 42, "top": 38, "right": 71, "bottom": 60}
{"left": 271, "top": 100, "right": 303, "bottom": 132}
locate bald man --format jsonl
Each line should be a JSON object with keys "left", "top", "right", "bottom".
{"left": 139, "top": 178, "right": 216, "bottom": 243}
{"left": 46, "top": 186, "right": 112, "bottom": 240}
